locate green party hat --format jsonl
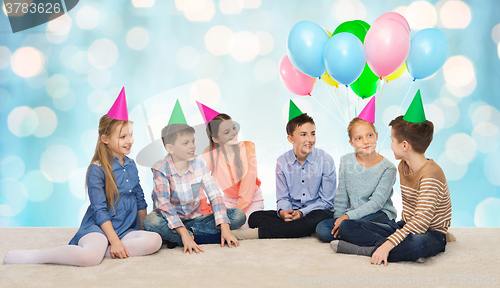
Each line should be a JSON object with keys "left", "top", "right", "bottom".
{"left": 168, "top": 99, "right": 187, "bottom": 125}
{"left": 403, "top": 90, "right": 426, "bottom": 123}
{"left": 289, "top": 100, "right": 304, "bottom": 121}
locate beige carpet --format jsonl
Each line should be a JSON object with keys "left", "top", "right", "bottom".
{"left": 0, "top": 227, "right": 498, "bottom": 287}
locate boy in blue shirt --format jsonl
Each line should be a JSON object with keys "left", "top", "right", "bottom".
{"left": 234, "top": 100, "right": 336, "bottom": 239}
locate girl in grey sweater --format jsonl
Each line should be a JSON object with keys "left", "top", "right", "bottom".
{"left": 316, "top": 118, "right": 397, "bottom": 242}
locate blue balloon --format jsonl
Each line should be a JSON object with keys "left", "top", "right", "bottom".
{"left": 406, "top": 28, "right": 448, "bottom": 80}
{"left": 287, "top": 21, "right": 330, "bottom": 78}
{"left": 323, "top": 32, "right": 366, "bottom": 85}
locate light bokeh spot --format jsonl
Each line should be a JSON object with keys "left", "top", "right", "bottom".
{"left": 7, "top": 106, "right": 38, "bottom": 137}
{"left": 40, "top": 145, "right": 78, "bottom": 183}
{"left": 189, "top": 79, "right": 221, "bottom": 107}
{"left": 443, "top": 56, "right": 475, "bottom": 88}
{"left": 484, "top": 144, "right": 500, "bottom": 186}
{"left": 440, "top": 1, "right": 471, "bottom": 29}
{"left": 22, "top": 170, "right": 54, "bottom": 202}
{"left": 0, "top": 155, "right": 25, "bottom": 180}
{"left": 437, "top": 152, "right": 467, "bottom": 181}
{"left": 255, "top": 31, "right": 274, "bottom": 55}
{"left": 474, "top": 197, "right": 500, "bottom": 227}
{"left": 205, "top": 26, "right": 234, "bottom": 56}
{"left": 405, "top": 1, "right": 438, "bottom": 30}
{"left": 126, "top": 27, "right": 150, "bottom": 50}
{"left": 333, "top": 0, "right": 366, "bottom": 23}
{"left": 220, "top": 0, "right": 243, "bottom": 14}
{"left": 445, "top": 133, "right": 476, "bottom": 165}
{"left": 229, "top": 31, "right": 260, "bottom": 62}
{"left": 132, "top": 0, "right": 155, "bottom": 7}
{"left": 88, "top": 39, "right": 119, "bottom": 69}
{"left": 11, "top": 47, "right": 45, "bottom": 78}
{"left": 33, "top": 107, "right": 57, "bottom": 137}
{"left": 0, "top": 46, "right": 11, "bottom": 69}
{"left": 76, "top": 6, "right": 100, "bottom": 30}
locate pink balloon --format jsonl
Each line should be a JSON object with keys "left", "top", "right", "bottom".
{"left": 374, "top": 12, "right": 410, "bottom": 34}
{"left": 279, "top": 55, "right": 316, "bottom": 96}
{"left": 364, "top": 19, "right": 410, "bottom": 77}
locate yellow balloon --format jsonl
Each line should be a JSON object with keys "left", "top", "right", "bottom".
{"left": 325, "top": 29, "right": 332, "bottom": 38}
{"left": 384, "top": 62, "right": 407, "bottom": 82}
{"left": 321, "top": 71, "right": 339, "bottom": 87}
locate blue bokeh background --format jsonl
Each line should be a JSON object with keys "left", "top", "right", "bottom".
{"left": 1, "top": 0, "right": 499, "bottom": 227}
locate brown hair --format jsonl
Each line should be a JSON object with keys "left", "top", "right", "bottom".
{"left": 347, "top": 117, "right": 377, "bottom": 139}
{"left": 206, "top": 113, "right": 243, "bottom": 181}
{"left": 161, "top": 124, "right": 195, "bottom": 146}
{"left": 286, "top": 113, "right": 315, "bottom": 136}
{"left": 389, "top": 115, "right": 434, "bottom": 154}
{"left": 87, "top": 115, "right": 129, "bottom": 211}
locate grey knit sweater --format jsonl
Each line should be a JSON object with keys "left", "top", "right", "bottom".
{"left": 333, "top": 153, "right": 398, "bottom": 220}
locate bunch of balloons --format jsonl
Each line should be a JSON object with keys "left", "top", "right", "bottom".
{"left": 278, "top": 12, "right": 448, "bottom": 99}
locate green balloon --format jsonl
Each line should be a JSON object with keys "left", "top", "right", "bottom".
{"left": 350, "top": 63, "right": 380, "bottom": 99}
{"left": 353, "top": 20, "right": 371, "bottom": 31}
{"left": 333, "top": 21, "right": 368, "bottom": 43}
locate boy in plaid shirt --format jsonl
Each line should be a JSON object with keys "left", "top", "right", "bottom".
{"left": 143, "top": 102, "right": 244, "bottom": 254}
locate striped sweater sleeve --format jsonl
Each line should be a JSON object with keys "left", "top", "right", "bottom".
{"left": 387, "top": 160, "right": 451, "bottom": 246}
{"left": 387, "top": 178, "right": 440, "bottom": 246}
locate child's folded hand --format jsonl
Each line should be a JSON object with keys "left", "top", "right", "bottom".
{"left": 291, "top": 210, "right": 303, "bottom": 221}
{"left": 279, "top": 210, "right": 294, "bottom": 222}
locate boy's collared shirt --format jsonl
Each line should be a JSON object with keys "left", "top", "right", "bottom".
{"left": 151, "top": 154, "right": 230, "bottom": 230}
{"left": 275, "top": 148, "right": 336, "bottom": 217}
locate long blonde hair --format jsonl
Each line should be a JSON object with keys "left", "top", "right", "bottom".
{"left": 87, "top": 115, "right": 129, "bottom": 211}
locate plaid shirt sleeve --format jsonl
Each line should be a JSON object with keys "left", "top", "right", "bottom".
{"left": 152, "top": 168, "right": 184, "bottom": 230}
{"left": 200, "top": 165, "right": 230, "bottom": 227}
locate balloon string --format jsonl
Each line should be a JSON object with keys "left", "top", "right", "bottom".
{"left": 336, "top": 86, "right": 349, "bottom": 122}
{"left": 321, "top": 81, "right": 347, "bottom": 125}
{"left": 311, "top": 96, "right": 347, "bottom": 128}
{"left": 376, "top": 80, "right": 387, "bottom": 108}
{"left": 378, "top": 79, "right": 416, "bottom": 152}
{"left": 356, "top": 96, "right": 358, "bottom": 117}
{"left": 346, "top": 85, "right": 351, "bottom": 121}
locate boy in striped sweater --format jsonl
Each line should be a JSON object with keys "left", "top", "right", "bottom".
{"left": 331, "top": 90, "right": 452, "bottom": 265}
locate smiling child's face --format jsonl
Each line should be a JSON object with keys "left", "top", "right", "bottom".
{"left": 287, "top": 122, "right": 316, "bottom": 158}
{"left": 102, "top": 122, "right": 134, "bottom": 160}
{"left": 349, "top": 123, "right": 378, "bottom": 156}
{"left": 213, "top": 119, "right": 239, "bottom": 146}
{"left": 167, "top": 132, "right": 196, "bottom": 163}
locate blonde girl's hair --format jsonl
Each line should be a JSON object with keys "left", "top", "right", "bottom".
{"left": 206, "top": 113, "right": 243, "bottom": 182}
{"left": 347, "top": 117, "right": 377, "bottom": 140}
{"left": 87, "top": 115, "right": 129, "bottom": 211}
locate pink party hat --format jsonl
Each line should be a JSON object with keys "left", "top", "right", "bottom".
{"left": 107, "top": 87, "right": 128, "bottom": 121}
{"left": 196, "top": 101, "right": 220, "bottom": 125}
{"left": 357, "top": 96, "right": 375, "bottom": 123}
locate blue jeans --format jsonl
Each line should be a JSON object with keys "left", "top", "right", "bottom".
{"left": 338, "top": 219, "right": 447, "bottom": 262}
{"left": 142, "top": 208, "right": 246, "bottom": 246}
{"left": 315, "top": 211, "right": 393, "bottom": 243}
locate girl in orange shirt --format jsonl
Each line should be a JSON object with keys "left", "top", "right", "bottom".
{"left": 197, "top": 102, "right": 264, "bottom": 229}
